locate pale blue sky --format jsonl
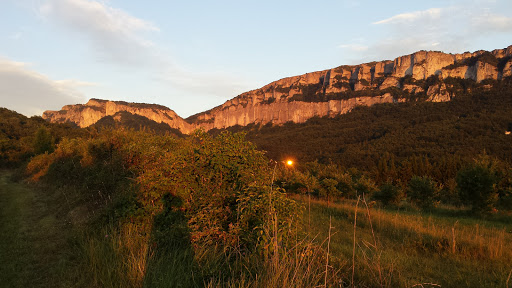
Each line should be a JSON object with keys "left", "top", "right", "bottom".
{"left": 1, "top": 0, "right": 512, "bottom": 117}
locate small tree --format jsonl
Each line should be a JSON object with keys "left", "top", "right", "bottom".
{"left": 438, "top": 178, "right": 460, "bottom": 205}
{"left": 456, "top": 164, "right": 498, "bottom": 214}
{"left": 407, "top": 176, "right": 439, "bottom": 210}
{"left": 319, "top": 178, "right": 339, "bottom": 204}
{"left": 33, "top": 126, "right": 54, "bottom": 155}
{"left": 374, "top": 183, "right": 404, "bottom": 207}
{"left": 335, "top": 172, "right": 354, "bottom": 198}
{"left": 353, "top": 176, "right": 378, "bottom": 199}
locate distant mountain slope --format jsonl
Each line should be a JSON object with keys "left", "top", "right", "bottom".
{"left": 43, "top": 45, "right": 512, "bottom": 133}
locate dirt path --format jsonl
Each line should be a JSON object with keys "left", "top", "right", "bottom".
{"left": 0, "top": 170, "right": 78, "bottom": 288}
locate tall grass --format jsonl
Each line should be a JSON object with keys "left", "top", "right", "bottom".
{"left": 299, "top": 195, "right": 512, "bottom": 287}
{"left": 80, "top": 220, "right": 152, "bottom": 288}
{"left": 315, "top": 199, "right": 512, "bottom": 261}
{"left": 79, "top": 199, "right": 342, "bottom": 287}
{"left": 73, "top": 190, "right": 512, "bottom": 287}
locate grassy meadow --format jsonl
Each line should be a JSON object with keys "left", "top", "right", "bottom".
{"left": 298, "top": 196, "right": 512, "bottom": 287}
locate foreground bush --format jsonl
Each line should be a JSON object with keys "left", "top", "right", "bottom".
{"left": 25, "top": 129, "right": 304, "bottom": 286}
{"left": 132, "top": 130, "right": 301, "bottom": 252}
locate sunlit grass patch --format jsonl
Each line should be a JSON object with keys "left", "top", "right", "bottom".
{"left": 299, "top": 195, "right": 512, "bottom": 287}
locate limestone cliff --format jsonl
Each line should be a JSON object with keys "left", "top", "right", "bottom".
{"left": 43, "top": 45, "right": 512, "bottom": 133}
{"left": 43, "top": 99, "right": 192, "bottom": 133}
{"left": 186, "top": 45, "right": 512, "bottom": 130}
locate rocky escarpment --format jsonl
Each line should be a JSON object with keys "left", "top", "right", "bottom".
{"left": 43, "top": 99, "right": 192, "bottom": 133}
{"left": 43, "top": 45, "right": 512, "bottom": 133}
{"left": 186, "top": 45, "right": 512, "bottom": 130}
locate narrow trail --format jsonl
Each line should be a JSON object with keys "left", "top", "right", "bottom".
{"left": 0, "top": 170, "right": 78, "bottom": 288}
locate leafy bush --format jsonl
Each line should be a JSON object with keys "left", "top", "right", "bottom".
{"left": 353, "top": 175, "right": 378, "bottom": 199}
{"left": 456, "top": 164, "right": 498, "bottom": 214}
{"left": 498, "top": 188, "right": 512, "bottom": 210}
{"left": 407, "top": 176, "right": 439, "bottom": 209}
{"left": 126, "top": 130, "right": 302, "bottom": 252}
{"left": 374, "top": 183, "right": 404, "bottom": 206}
{"left": 319, "top": 178, "right": 339, "bottom": 203}
{"left": 33, "top": 126, "right": 54, "bottom": 155}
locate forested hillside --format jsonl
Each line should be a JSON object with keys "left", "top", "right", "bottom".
{"left": 0, "top": 108, "right": 87, "bottom": 167}
{"left": 216, "top": 77, "right": 512, "bottom": 183}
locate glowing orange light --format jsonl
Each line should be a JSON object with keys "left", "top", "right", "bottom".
{"left": 286, "top": 160, "right": 293, "bottom": 166}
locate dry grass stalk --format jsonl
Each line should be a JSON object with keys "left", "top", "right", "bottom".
{"left": 507, "top": 268, "right": 512, "bottom": 288}
{"left": 451, "top": 221, "right": 457, "bottom": 254}
{"left": 352, "top": 196, "right": 360, "bottom": 287}
{"left": 324, "top": 215, "right": 332, "bottom": 288}
{"left": 362, "top": 194, "right": 383, "bottom": 287}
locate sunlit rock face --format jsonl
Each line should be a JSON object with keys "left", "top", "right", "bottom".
{"left": 502, "top": 59, "right": 512, "bottom": 79}
{"left": 427, "top": 83, "right": 451, "bottom": 102}
{"left": 189, "top": 94, "right": 400, "bottom": 131}
{"left": 43, "top": 99, "right": 193, "bottom": 133}
{"left": 44, "top": 45, "right": 512, "bottom": 134}
{"left": 186, "top": 45, "right": 512, "bottom": 130}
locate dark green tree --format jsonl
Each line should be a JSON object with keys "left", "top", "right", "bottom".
{"left": 407, "top": 176, "right": 439, "bottom": 210}
{"left": 374, "top": 182, "right": 404, "bottom": 207}
{"left": 33, "top": 126, "right": 54, "bottom": 155}
{"left": 456, "top": 164, "right": 498, "bottom": 214}
{"left": 353, "top": 176, "right": 377, "bottom": 199}
{"left": 319, "top": 178, "right": 339, "bottom": 204}
{"left": 497, "top": 168, "right": 512, "bottom": 210}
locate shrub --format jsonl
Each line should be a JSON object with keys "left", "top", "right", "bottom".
{"left": 498, "top": 188, "right": 512, "bottom": 210}
{"left": 319, "top": 178, "right": 339, "bottom": 203}
{"left": 33, "top": 126, "right": 54, "bottom": 155}
{"left": 374, "top": 183, "right": 404, "bottom": 206}
{"left": 353, "top": 176, "right": 378, "bottom": 199}
{"left": 407, "top": 176, "right": 439, "bottom": 209}
{"left": 456, "top": 164, "right": 498, "bottom": 214}
{"left": 134, "top": 130, "right": 302, "bottom": 252}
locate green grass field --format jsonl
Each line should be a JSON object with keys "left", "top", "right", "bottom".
{"left": 298, "top": 195, "right": 512, "bottom": 287}
{"left": 0, "top": 170, "right": 89, "bottom": 288}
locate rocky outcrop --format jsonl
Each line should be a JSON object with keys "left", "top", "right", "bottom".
{"left": 186, "top": 45, "right": 512, "bottom": 130}
{"left": 403, "top": 84, "right": 424, "bottom": 94}
{"left": 379, "top": 77, "right": 401, "bottom": 90}
{"left": 190, "top": 94, "right": 402, "bottom": 131}
{"left": 427, "top": 83, "right": 450, "bottom": 102}
{"left": 43, "top": 45, "right": 512, "bottom": 134}
{"left": 502, "top": 58, "right": 512, "bottom": 78}
{"left": 43, "top": 99, "right": 192, "bottom": 133}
